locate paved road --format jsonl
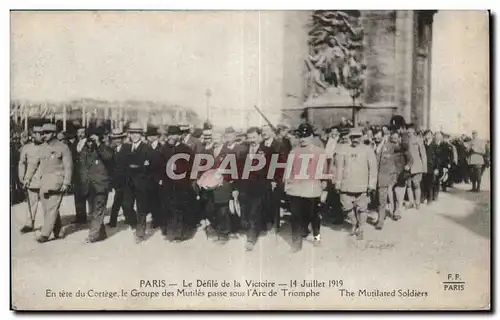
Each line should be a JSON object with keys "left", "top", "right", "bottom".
{"left": 11, "top": 171, "right": 490, "bottom": 310}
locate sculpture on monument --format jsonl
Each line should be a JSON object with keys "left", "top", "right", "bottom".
{"left": 304, "top": 10, "right": 366, "bottom": 104}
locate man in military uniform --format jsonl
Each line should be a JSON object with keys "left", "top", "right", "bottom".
{"left": 23, "top": 124, "right": 72, "bottom": 243}
{"left": 405, "top": 124, "right": 427, "bottom": 209}
{"left": 334, "top": 128, "right": 377, "bottom": 240}
{"left": 18, "top": 126, "right": 44, "bottom": 233}
{"left": 122, "top": 123, "right": 154, "bottom": 243}
{"left": 372, "top": 128, "right": 399, "bottom": 230}
{"left": 108, "top": 129, "right": 130, "bottom": 227}
{"left": 468, "top": 130, "right": 488, "bottom": 192}
{"left": 78, "top": 127, "right": 114, "bottom": 243}
{"left": 284, "top": 123, "right": 328, "bottom": 252}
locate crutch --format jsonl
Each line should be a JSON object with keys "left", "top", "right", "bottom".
{"left": 24, "top": 188, "right": 39, "bottom": 239}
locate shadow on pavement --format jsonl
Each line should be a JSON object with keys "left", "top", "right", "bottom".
{"left": 439, "top": 187, "right": 490, "bottom": 240}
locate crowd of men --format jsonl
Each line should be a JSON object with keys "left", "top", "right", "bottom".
{"left": 13, "top": 114, "right": 490, "bottom": 252}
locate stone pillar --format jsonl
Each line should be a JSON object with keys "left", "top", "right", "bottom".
{"left": 394, "top": 10, "right": 415, "bottom": 122}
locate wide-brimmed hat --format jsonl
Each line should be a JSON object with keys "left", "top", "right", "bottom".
{"left": 42, "top": 123, "right": 57, "bottom": 132}
{"left": 109, "top": 128, "right": 126, "bottom": 139}
{"left": 127, "top": 122, "right": 144, "bottom": 133}
{"left": 145, "top": 125, "right": 159, "bottom": 137}
{"left": 167, "top": 125, "right": 182, "bottom": 135}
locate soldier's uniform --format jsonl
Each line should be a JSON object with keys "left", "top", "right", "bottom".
{"left": 285, "top": 123, "right": 328, "bottom": 252}
{"left": 18, "top": 126, "right": 44, "bottom": 232}
{"left": 373, "top": 137, "right": 400, "bottom": 229}
{"left": 24, "top": 124, "right": 73, "bottom": 242}
{"left": 335, "top": 128, "right": 377, "bottom": 240}
{"left": 468, "top": 134, "right": 488, "bottom": 192}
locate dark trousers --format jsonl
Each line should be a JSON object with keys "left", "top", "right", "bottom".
{"left": 245, "top": 195, "right": 264, "bottom": 244}
{"left": 123, "top": 181, "right": 148, "bottom": 238}
{"left": 73, "top": 183, "right": 87, "bottom": 221}
{"left": 470, "top": 165, "right": 483, "bottom": 191}
{"left": 214, "top": 203, "right": 231, "bottom": 237}
{"left": 288, "top": 196, "right": 320, "bottom": 248}
{"left": 88, "top": 189, "right": 109, "bottom": 240}
{"left": 149, "top": 185, "right": 162, "bottom": 227}
{"left": 109, "top": 187, "right": 126, "bottom": 225}
{"left": 166, "top": 185, "right": 195, "bottom": 240}
{"left": 422, "top": 172, "right": 437, "bottom": 203}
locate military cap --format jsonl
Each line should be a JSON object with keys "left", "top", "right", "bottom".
{"left": 109, "top": 128, "right": 126, "bottom": 139}
{"left": 32, "top": 126, "right": 43, "bottom": 133}
{"left": 127, "top": 122, "right": 144, "bottom": 133}
{"left": 167, "top": 125, "right": 182, "bottom": 135}
{"left": 145, "top": 125, "right": 159, "bottom": 137}
{"left": 296, "top": 123, "right": 314, "bottom": 138}
{"left": 348, "top": 127, "right": 363, "bottom": 137}
{"left": 42, "top": 123, "right": 57, "bottom": 132}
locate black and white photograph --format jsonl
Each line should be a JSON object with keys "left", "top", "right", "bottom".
{"left": 9, "top": 10, "right": 490, "bottom": 310}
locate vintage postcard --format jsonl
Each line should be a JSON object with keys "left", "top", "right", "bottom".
{"left": 10, "top": 10, "right": 490, "bottom": 310}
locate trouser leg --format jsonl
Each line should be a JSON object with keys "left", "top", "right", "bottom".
{"left": 122, "top": 184, "right": 138, "bottom": 227}
{"left": 307, "top": 198, "right": 320, "bottom": 237}
{"left": 216, "top": 204, "right": 231, "bottom": 237}
{"left": 289, "top": 196, "right": 305, "bottom": 248}
{"left": 377, "top": 187, "right": 389, "bottom": 226}
{"left": 89, "top": 191, "right": 108, "bottom": 240}
{"left": 394, "top": 186, "right": 405, "bottom": 214}
{"left": 135, "top": 189, "right": 149, "bottom": 239}
{"left": 40, "top": 192, "right": 63, "bottom": 238}
{"left": 246, "top": 196, "right": 263, "bottom": 244}
{"left": 73, "top": 184, "right": 87, "bottom": 221}
{"left": 109, "top": 187, "right": 124, "bottom": 225}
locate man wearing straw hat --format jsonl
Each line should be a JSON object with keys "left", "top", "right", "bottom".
{"left": 23, "top": 123, "right": 73, "bottom": 243}
{"left": 122, "top": 122, "right": 154, "bottom": 243}
{"left": 107, "top": 128, "right": 130, "bottom": 228}
{"left": 18, "top": 126, "right": 44, "bottom": 233}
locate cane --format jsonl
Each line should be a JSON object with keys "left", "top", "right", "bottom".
{"left": 24, "top": 187, "right": 39, "bottom": 239}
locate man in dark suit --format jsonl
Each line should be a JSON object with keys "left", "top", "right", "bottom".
{"left": 78, "top": 128, "right": 114, "bottom": 242}
{"left": 239, "top": 127, "right": 271, "bottom": 251}
{"left": 435, "top": 132, "right": 453, "bottom": 195}
{"left": 72, "top": 126, "right": 89, "bottom": 223}
{"left": 146, "top": 125, "right": 163, "bottom": 228}
{"left": 108, "top": 129, "right": 131, "bottom": 227}
{"left": 161, "top": 125, "right": 196, "bottom": 241}
{"left": 260, "top": 124, "right": 285, "bottom": 231}
{"left": 422, "top": 130, "right": 438, "bottom": 204}
{"left": 123, "top": 123, "right": 154, "bottom": 243}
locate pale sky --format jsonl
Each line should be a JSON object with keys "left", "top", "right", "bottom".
{"left": 11, "top": 11, "right": 490, "bottom": 135}
{"left": 430, "top": 11, "right": 490, "bottom": 138}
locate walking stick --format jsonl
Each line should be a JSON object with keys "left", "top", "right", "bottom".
{"left": 24, "top": 187, "right": 39, "bottom": 239}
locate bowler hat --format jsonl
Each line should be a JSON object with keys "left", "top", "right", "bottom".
{"left": 42, "top": 123, "right": 57, "bottom": 132}
{"left": 127, "top": 122, "right": 144, "bottom": 133}
{"left": 109, "top": 128, "right": 126, "bottom": 139}
{"left": 146, "top": 125, "right": 159, "bottom": 137}
{"left": 167, "top": 125, "right": 181, "bottom": 135}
